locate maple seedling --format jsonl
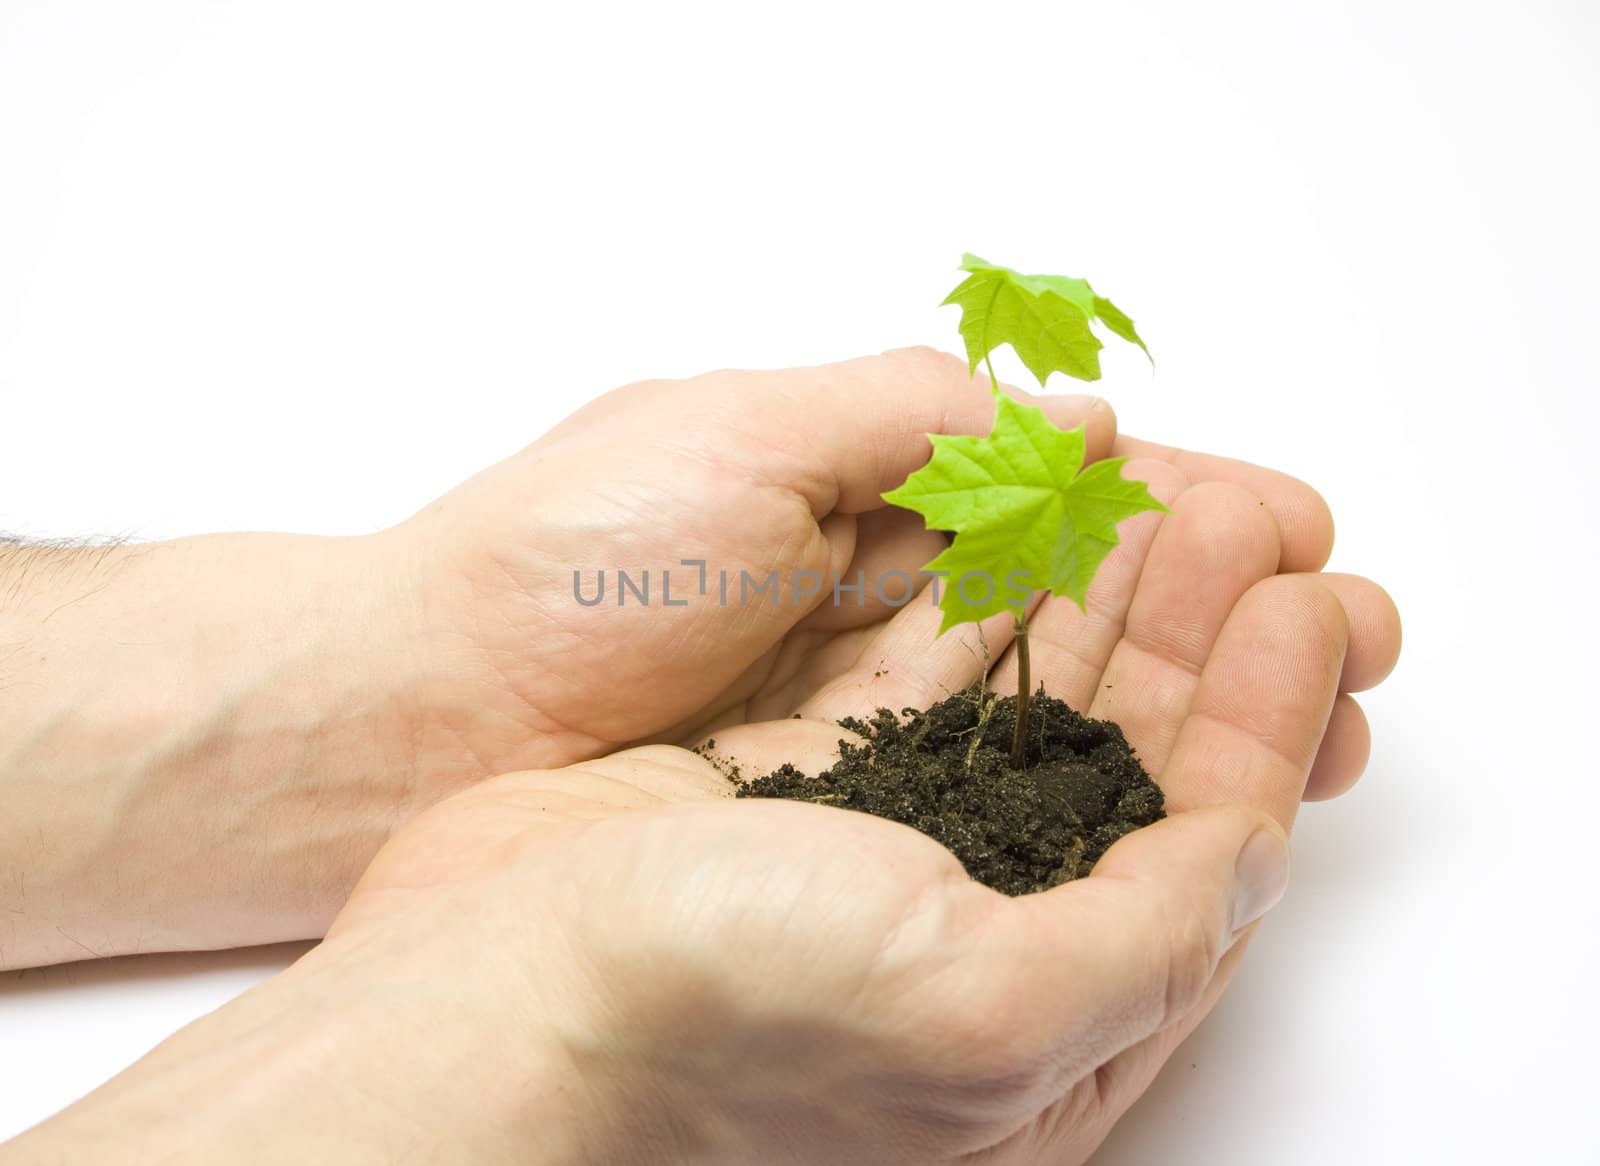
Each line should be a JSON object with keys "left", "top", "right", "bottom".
{"left": 883, "top": 254, "right": 1165, "bottom": 769}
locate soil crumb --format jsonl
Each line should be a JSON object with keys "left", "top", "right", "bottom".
{"left": 732, "top": 688, "right": 1163, "bottom": 895}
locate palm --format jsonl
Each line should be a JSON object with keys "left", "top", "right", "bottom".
{"left": 338, "top": 777, "right": 1105, "bottom": 1163}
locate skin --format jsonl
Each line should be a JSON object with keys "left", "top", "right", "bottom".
{"left": 0, "top": 348, "right": 1398, "bottom": 969}
{"left": 0, "top": 348, "right": 1400, "bottom": 1161}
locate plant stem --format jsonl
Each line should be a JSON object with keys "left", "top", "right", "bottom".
{"left": 1010, "top": 610, "right": 1031, "bottom": 769}
{"left": 985, "top": 354, "right": 1029, "bottom": 766}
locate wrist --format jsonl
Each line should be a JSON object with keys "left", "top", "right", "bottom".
{"left": 0, "top": 930, "right": 628, "bottom": 1165}
{"left": 382, "top": 503, "right": 630, "bottom": 784}
{"left": 0, "top": 531, "right": 430, "bottom": 964}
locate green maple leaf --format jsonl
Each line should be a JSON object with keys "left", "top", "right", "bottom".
{"left": 882, "top": 394, "right": 1166, "bottom": 632}
{"left": 943, "top": 253, "right": 1151, "bottom": 386}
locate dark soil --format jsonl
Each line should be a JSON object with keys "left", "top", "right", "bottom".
{"left": 730, "top": 688, "right": 1163, "bottom": 896}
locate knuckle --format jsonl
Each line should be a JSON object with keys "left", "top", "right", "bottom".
{"left": 1122, "top": 457, "right": 1188, "bottom": 504}
{"left": 1296, "top": 480, "right": 1337, "bottom": 559}
{"left": 879, "top": 344, "right": 967, "bottom": 382}
{"left": 1157, "top": 892, "right": 1226, "bottom": 1026}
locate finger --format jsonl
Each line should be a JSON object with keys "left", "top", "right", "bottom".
{"left": 1314, "top": 573, "right": 1403, "bottom": 692}
{"left": 989, "top": 458, "right": 1189, "bottom": 708}
{"left": 637, "top": 508, "right": 861, "bottom": 739}
{"left": 791, "top": 581, "right": 1032, "bottom": 721}
{"left": 1303, "top": 694, "right": 1372, "bottom": 801}
{"left": 1088, "top": 482, "right": 1282, "bottom": 773}
{"left": 1113, "top": 435, "right": 1335, "bottom": 572}
{"left": 795, "top": 507, "right": 949, "bottom": 633}
{"left": 1160, "top": 574, "right": 1349, "bottom": 826}
{"left": 974, "top": 806, "right": 1290, "bottom": 1103}
{"left": 704, "top": 347, "right": 1118, "bottom": 516}
{"left": 641, "top": 639, "right": 793, "bottom": 745}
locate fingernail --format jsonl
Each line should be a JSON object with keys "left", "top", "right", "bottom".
{"left": 1231, "top": 829, "right": 1291, "bottom": 933}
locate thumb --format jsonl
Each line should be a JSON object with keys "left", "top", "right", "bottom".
{"left": 689, "top": 347, "right": 1116, "bottom": 515}
{"left": 987, "top": 805, "right": 1291, "bottom": 1086}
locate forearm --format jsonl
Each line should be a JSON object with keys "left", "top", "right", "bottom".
{"left": 0, "top": 532, "right": 428, "bottom": 968}
{"left": 0, "top": 929, "right": 615, "bottom": 1165}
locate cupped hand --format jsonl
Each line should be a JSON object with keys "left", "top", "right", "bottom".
{"left": 383, "top": 347, "right": 1398, "bottom": 809}
{"left": 310, "top": 465, "right": 1400, "bottom": 1163}
{"left": 317, "top": 781, "right": 1281, "bottom": 1164}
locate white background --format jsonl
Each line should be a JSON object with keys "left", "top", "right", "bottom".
{"left": 1, "top": 1, "right": 1596, "bottom": 1161}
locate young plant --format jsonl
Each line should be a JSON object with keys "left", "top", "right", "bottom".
{"left": 883, "top": 254, "right": 1164, "bottom": 768}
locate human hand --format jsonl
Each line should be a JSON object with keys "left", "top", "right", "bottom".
{"left": 319, "top": 790, "right": 1294, "bottom": 1165}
